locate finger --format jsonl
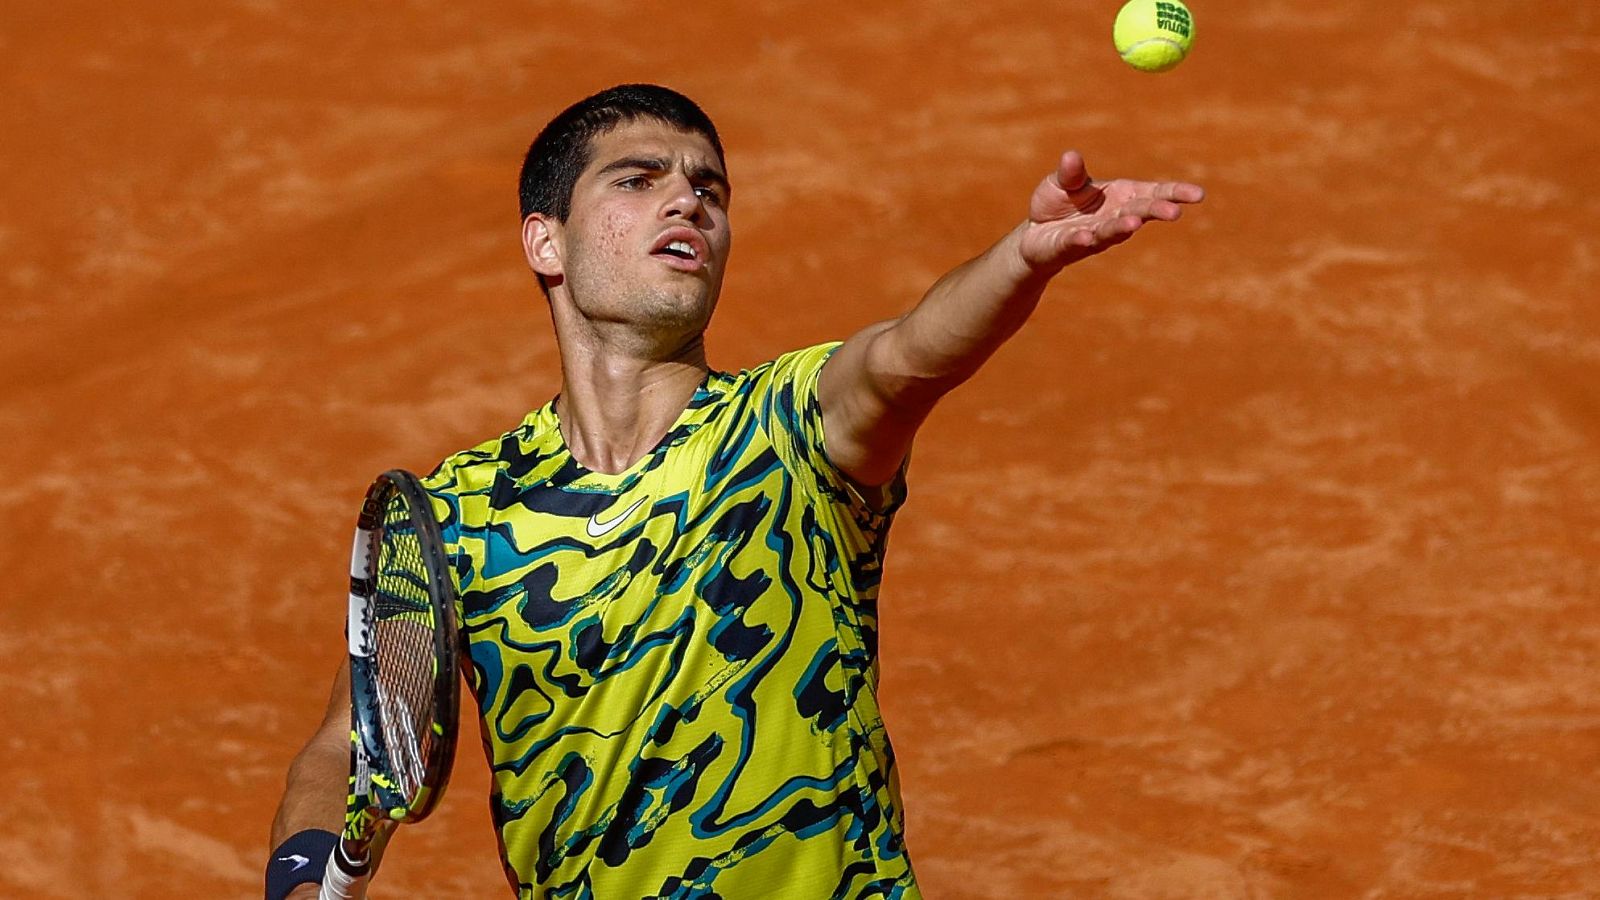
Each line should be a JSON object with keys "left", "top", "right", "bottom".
{"left": 1051, "top": 153, "right": 1105, "bottom": 215}
{"left": 1055, "top": 215, "right": 1141, "bottom": 253}
{"left": 1094, "top": 215, "right": 1143, "bottom": 243}
{"left": 1119, "top": 197, "right": 1184, "bottom": 222}
{"left": 1066, "top": 227, "right": 1097, "bottom": 248}
{"left": 1049, "top": 150, "right": 1092, "bottom": 193}
{"left": 1152, "top": 181, "right": 1205, "bottom": 203}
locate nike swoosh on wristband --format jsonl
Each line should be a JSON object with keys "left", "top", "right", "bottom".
{"left": 278, "top": 854, "right": 311, "bottom": 871}
{"left": 586, "top": 495, "right": 649, "bottom": 538}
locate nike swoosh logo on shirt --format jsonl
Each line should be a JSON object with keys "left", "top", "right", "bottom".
{"left": 586, "top": 495, "right": 649, "bottom": 539}
{"left": 278, "top": 854, "right": 311, "bottom": 871}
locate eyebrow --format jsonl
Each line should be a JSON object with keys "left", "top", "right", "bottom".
{"left": 594, "top": 155, "right": 731, "bottom": 199}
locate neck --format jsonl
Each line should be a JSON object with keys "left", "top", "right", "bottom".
{"left": 552, "top": 331, "right": 709, "bottom": 475}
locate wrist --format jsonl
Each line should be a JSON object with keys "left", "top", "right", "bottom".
{"left": 1004, "top": 221, "right": 1062, "bottom": 289}
{"left": 1004, "top": 220, "right": 1056, "bottom": 280}
{"left": 265, "top": 829, "right": 337, "bottom": 900}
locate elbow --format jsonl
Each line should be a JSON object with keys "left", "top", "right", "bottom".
{"left": 864, "top": 322, "right": 968, "bottom": 408}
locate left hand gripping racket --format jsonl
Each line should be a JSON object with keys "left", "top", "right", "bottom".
{"left": 321, "top": 470, "right": 462, "bottom": 900}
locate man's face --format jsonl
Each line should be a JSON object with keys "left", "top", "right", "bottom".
{"left": 544, "top": 119, "right": 732, "bottom": 337}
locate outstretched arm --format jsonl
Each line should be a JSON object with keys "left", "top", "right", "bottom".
{"left": 819, "top": 151, "right": 1204, "bottom": 485}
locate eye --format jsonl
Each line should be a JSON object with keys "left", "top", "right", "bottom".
{"left": 617, "top": 175, "right": 650, "bottom": 190}
{"left": 694, "top": 185, "right": 724, "bottom": 206}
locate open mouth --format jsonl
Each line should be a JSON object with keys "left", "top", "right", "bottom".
{"left": 656, "top": 240, "right": 698, "bottom": 261}
{"left": 650, "top": 229, "right": 708, "bottom": 270}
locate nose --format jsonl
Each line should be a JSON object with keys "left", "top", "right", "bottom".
{"left": 660, "top": 174, "right": 709, "bottom": 225}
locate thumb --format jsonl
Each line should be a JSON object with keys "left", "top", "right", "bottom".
{"left": 1049, "top": 151, "right": 1091, "bottom": 193}
{"left": 1034, "top": 151, "right": 1103, "bottom": 222}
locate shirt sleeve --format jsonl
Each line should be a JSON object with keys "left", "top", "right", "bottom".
{"left": 421, "top": 455, "right": 480, "bottom": 607}
{"left": 758, "top": 342, "right": 909, "bottom": 545}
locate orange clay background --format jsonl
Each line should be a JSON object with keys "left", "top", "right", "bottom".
{"left": 4, "top": 2, "right": 1598, "bottom": 896}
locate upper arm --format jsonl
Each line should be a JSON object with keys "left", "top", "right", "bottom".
{"left": 818, "top": 317, "right": 946, "bottom": 488}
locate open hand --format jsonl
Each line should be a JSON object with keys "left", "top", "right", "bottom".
{"left": 1018, "top": 151, "right": 1204, "bottom": 273}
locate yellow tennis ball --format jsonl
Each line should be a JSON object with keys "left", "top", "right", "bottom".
{"left": 1114, "top": 0, "right": 1195, "bottom": 73}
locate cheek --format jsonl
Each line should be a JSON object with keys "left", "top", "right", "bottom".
{"left": 569, "top": 207, "right": 634, "bottom": 267}
{"left": 710, "top": 216, "right": 733, "bottom": 256}
{"left": 601, "top": 213, "right": 631, "bottom": 249}
{"left": 593, "top": 206, "right": 639, "bottom": 254}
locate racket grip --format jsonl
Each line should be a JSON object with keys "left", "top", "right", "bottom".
{"left": 317, "top": 843, "right": 370, "bottom": 900}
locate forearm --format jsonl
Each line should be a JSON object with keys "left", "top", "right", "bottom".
{"left": 818, "top": 152, "right": 1201, "bottom": 485}
{"left": 268, "top": 741, "right": 348, "bottom": 900}
{"left": 270, "top": 660, "right": 351, "bottom": 847}
{"left": 267, "top": 667, "right": 353, "bottom": 899}
{"left": 879, "top": 222, "right": 1050, "bottom": 400}
{"left": 270, "top": 735, "right": 349, "bottom": 846}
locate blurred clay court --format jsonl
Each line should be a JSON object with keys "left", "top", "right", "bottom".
{"left": 4, "top": 1, "right": 1598, "bottom": 896}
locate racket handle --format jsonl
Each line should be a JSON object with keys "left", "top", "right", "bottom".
{"left": 317, "top": 843, "right": 370, "bottom": 900}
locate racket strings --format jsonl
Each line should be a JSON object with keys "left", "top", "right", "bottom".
{"left": 371, "top": 493, "right": 441, "bottom": 805}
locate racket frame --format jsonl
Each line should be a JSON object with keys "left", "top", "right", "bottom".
{"left": 325, "top": 469, "right": 462, "bottom": 895}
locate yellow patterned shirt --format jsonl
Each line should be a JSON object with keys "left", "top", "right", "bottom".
{"left": 423, "top": 343, "right": 920, "bottom": 899}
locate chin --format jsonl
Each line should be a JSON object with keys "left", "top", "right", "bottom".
{"left": 652, "top": 277, "right": 723, "bottom": 318}
{"left": 639, "top": 284, "right": 717, "bottom": 331}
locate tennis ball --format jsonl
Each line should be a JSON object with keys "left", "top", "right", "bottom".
{"left": 1114, "top": 0, "right": 1195, "bottom": 73}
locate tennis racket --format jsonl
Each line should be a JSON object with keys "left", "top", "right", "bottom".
{"left": 320, "top": 470, "right": 462, "bottom": 900}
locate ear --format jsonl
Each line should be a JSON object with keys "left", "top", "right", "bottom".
{"left": 522, "top": 213, "right": 564, "bottom": 279}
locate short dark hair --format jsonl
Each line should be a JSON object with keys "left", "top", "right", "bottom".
{"left": 518, "top": 84, "right": 725, "bottom": 222}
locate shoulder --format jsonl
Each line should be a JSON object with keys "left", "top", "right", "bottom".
{"left": 764, "top": 342, "right": 843, "bottom": 381}
{"left": 423, "top": 402, "right": 561, "bottom": 498}
{"left": 724, "top": 342, "right": 843, "bottom": 399}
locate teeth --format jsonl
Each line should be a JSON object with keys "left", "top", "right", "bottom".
{"left": 666, "top": 240, "right": 696, "bottom": 258}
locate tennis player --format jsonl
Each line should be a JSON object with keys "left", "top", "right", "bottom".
{"left": 266, "top": 84, "right": 1202, "bottom": 899}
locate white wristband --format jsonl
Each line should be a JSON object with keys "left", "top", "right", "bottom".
{"left": 317, "top": 844, "right": 369, "bottom": 900}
